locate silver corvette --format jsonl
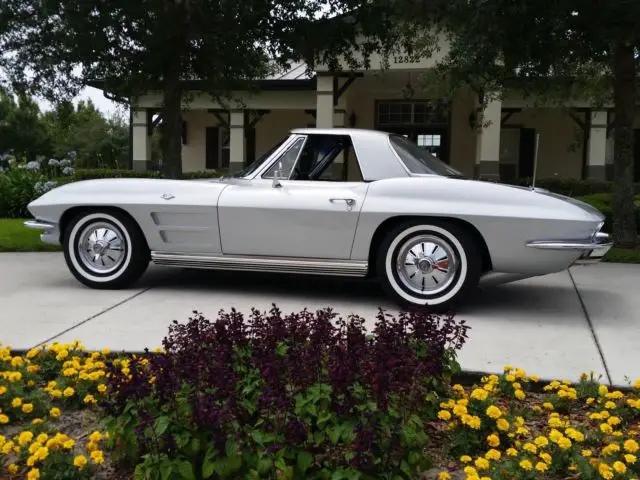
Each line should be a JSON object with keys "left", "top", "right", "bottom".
{"left": 25, "top": 128, "right": 612, "bottom": 310}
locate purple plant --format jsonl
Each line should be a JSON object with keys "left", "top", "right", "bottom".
{"left": 105, "top": 306, "right": 470, "bottom": 476}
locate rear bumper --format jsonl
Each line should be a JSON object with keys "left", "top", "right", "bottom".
{"left": 24, "top": 219, "right": 60, "bottom": 245}
{"left": 526, "top": 232, "right": 612, "bottom": 265}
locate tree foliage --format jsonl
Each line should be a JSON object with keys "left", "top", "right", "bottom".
{"left": 327, "top": 0, "right": 640, "bottom": 248}
{"left": 0, "top": 90, "right": 129, "bottom": 168}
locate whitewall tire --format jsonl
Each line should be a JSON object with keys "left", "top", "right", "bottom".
{"left": 63, "top": 210, "right": 149, "bottom": 289}
{"left": 377, "top": 220, "right": 481, "bottom": 311}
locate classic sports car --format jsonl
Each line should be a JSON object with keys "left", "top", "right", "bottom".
{"left": 25, "top": 128, "right": 611, "bottom": 310}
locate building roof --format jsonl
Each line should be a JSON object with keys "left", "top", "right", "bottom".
{"left": 265, "top": 61, "right": 313, "bottom": 80}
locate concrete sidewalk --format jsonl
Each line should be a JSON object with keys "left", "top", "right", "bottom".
{"left": 1, "top": 253, "right": 638, "bottom": 386}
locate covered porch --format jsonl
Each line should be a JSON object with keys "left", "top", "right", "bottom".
{"left": 130, "top": 67, "right": 638, "bottom": 182}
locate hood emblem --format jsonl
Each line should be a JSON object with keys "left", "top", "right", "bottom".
{"left": 161, "top": 193, "right": 175, "bottom": 200}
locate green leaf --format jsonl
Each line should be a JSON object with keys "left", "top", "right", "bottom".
{"left": 177, "top": 461, "right": 196, "bottom": 480}
{"left": 202, "top": 447, "right": 217, "bottom": 479}
{"left": 297, "top": 451, "right": 313, "bottom": 474}
{"left": 154, "top": 415, "right": 170, "bottom": 436}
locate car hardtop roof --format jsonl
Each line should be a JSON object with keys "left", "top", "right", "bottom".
{"left": 290, "top": 127, "right": 393, "bottom": 138}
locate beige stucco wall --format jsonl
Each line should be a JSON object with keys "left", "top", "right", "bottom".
{"left": 181, "top": 110, "right": 225, "bottom": 171}
{"left": 502, "top": 108, "right": 584, "bottom": 178}
{"left": 255, "top": 110, "right": 313, "bottom": 158}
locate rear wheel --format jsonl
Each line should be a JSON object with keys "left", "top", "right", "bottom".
{"left": 377, "top": 220, "right": 482, "bottom": 311}
{"left": 63, "top": 210, "right": 149, "bottom": 289}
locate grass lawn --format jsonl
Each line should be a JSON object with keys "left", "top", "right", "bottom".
{"left": 0, "top": 218, "right": 62, "bottom": 252}
{"left": 1, "top": 217, "right": 640, "bottom": 263}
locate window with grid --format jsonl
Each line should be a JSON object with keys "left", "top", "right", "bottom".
{"left": 376, "top": 101, "right": 449, "bottom": 126}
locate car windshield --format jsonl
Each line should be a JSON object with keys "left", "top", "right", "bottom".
{"left": 227, "top": 137, "right": 288, "bottom": 178}
{"left": 388, "top": 134, "right": 464, "bottom": 177}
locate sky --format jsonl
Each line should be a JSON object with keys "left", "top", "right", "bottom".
{"left": 36, "top": 85, "right": 123, "bottom": 118}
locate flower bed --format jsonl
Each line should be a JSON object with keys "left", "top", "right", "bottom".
{"left": 1, "top": 307, "right": 639, "bottom": 480}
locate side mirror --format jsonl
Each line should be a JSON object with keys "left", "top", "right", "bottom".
{"left": 272, "top": 161, "right": 284, "bottom": 188}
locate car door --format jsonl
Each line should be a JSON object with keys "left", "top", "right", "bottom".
{"left": 217, "top": 134, "right": 370, "bottom": 259}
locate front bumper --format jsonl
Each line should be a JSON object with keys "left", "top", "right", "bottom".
{"left": 526, "top": 232, "right": 613, "bottom": 265}
{"left": 24, "top": 219, "right": 61, "bottom": 245}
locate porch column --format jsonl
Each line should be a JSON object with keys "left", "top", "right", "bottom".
{"left": 475, "top": 97, "right": 502, "bottom": 180}
{"left": 587, "top": 110, "right": 608, "bottom": 180}
{"left": 316, "top": 76, "right": 334, "bottom": 128}
{"left": 132, "top": 109, "right": 152, "bottom": 172}
{"left": 229, "top": 110, "right": 245, "bottom": 173}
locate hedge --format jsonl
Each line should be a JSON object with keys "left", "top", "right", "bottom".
{"left": 507, "top": 177, "right": 640, "bottom": 197}
{"left": 577, "top": 193, "right": 640, "bottom": 235}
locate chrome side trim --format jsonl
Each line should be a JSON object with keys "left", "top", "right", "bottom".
{"left": 526, "top": 232, "right": 613, "bottom": 265}
{"left": 151, "top": 252, "right": 369, "bottom": 277}
{"left": 24, "top": 219, "right": 56, "bottom": 230}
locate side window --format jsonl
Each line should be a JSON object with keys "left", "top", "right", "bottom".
{"left": 292, "top": 134, "right": 363, "bottom": 182}
{"left": 262, "top": 137, "right": 306, "bottom": 179}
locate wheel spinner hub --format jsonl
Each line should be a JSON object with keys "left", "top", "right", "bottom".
{"left": 396, "top": 235, "right": 458, "bottom": 295}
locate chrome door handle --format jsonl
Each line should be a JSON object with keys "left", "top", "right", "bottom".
{"left": 329, "top": 198, "right": 355, "bottom": 206}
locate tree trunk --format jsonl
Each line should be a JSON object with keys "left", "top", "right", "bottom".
{"left": 611, "top": 42, "right": 637, "bottom": 248}
{"left": 159, "top": 69, "right": 183, "bottom": 179}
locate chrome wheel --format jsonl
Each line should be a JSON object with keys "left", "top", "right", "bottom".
{"left": 395, "top": 234, "right": 459, "bottom": 295}
{"left": 76, "top": 222, "right": 126, "bottom": 274}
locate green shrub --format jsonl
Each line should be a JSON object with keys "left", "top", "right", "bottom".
{"left": 577, "top": 193, "right": 640, "bottom": 234}
{"left": 73, "top": 168, "right": 223, "bottom": 181}
{"left": 509, "top": 177, "right": 640, "bottom": 197}
{"left": 0, "top": 168, "right": 54, "bottom": 218}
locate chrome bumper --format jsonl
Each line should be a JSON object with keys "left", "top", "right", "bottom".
{"left": 526, "top": 232, "right": 613, "bottom": 265}
{"left": 24, "top": 219, "right": 60, "bottom": 245}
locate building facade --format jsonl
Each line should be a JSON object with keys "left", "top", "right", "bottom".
{"left": 129, "top": 46, "right": 640, "bottom": 182}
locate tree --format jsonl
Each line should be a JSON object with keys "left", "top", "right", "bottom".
{"left": 0, "top": 88, "right": 51, "bottom": 161}
{"left": 390, "top": 0, "right": 640, "bottom": 248}
{"left": 1, "top": 0, "right": 343, "bottom": 178}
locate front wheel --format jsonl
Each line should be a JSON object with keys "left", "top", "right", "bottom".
{"left": 63, "top": 210, "right": 149, "bottom": 289}
{"left": 377, "top": 220, "right": 482, "bottom": 311}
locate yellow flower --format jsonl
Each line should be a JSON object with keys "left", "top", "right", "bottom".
{"left": 470, "top": 389, "right": 489, "bottom": 401}
{"left": 83, "top": 394, "right": 97, "bottom": 405}
{"left": 27, "top": 468, "right": 40, "bottom": 479}
{"left": 63, "top": 439, "right": 75, "bottom": 449}
{"left": 514, "top": 389, "right": 526, "bottom": 400}
{"left": 485, "top": 449, "right": 501, "bottom": 461}
{"left": 74, "top": 455, "right": 88, "bottom": 470}
{"left": 548, "top": 416, "right": 564, "bottom": 428}
{"left": 97, "top": 384, "right": 107, "bottom": 393}
{"left": 625, "top": 439, "right": 639, "bottom": 453}
{"left": 604, "top": 401, "right": 617, "bottom": 410}
{"left": 22, "top": 403, "right": 34, "bottom": 414}
{"left": 63, "top": 387, "right": 75, "bottom": 397}
{"left": 607, "top": 416, "right": 621, "bottom": 426}
{"left": 11, "top": 397, "right": 22, "bottom": 408}
{"left": 599, "top": 385, "right": 609, "bottom": 396}
{"left": 496, "top": 418, "right": 509, "bottom": 431}
{"left": 534, "top": 436, "right": 549, "bottom": 447}
{"left": 535, "top": 462, "right": 548, "bottom": 472}
{"left": 600, "top": 423, "right": 613, "bottom": 434}
{"left": 624, "top": 454, "right": 637, "bottom": 464}
{"left": 543, "top": 402, "right": 554, "bottom": 411}
{"left": 18, "top": 431, "right": 34, "bottom": 446}
{"left": 27, "top": 365, "right": 40, "bottom": 374}
{"left": 438, "top": 410, "right": 452, "bottom": 421}
{"left": 474, "top": 458, "right": 489, "bottom": 470}
{"left": 523, "top": 443, "right": 537, "bottom": 454}
{"left": 519, "top": 460, "right": 533, "bottom": 470}
{"left": 539, "top": 452, "right": 552, "bottom": 463}
{"left": 506, "top": 448, "right": 517, "bottom": 457}
{"left": 90, "top": 449, "right": 105, "bottom": 464}
{"left": 89, "top": 431, "right": 103, "bottom": 443}
{"left": 486, "top": 434, "right": 500, "bottom": 447}
{"left": 613, "top": 461, "right": 627, "bottom": 474}
{"left": 599, "top": 463, "right": 614, "bottom": 480}
{"left": 438, "top": 473, "right": 451, "bottom": 480}
{"left": 530, "top": 375, "right": 539, "bottom": 382}
{"left": 36, "top": 433, "right": 48, "bottom": 444}
{"left": 34, "top": 446, "right": 49, "bottom": 461}
{"left": 0, "top": 386, "right": 6, "bottom": 395}
{"left": 486, "top": 406, "right": 502, "bottom": 419}
{"left": 557, "top": 437, "right": 572, "bottom": 449}
{"left": 26, "top": 348, "right": 40, "bottom": 359}
{"left": 0, "top": 414, "right": 9, "bottom": 424}
{"left": 7, "top": 464, "right": 18, "bottom": 474}
{"left": 505, "top": 374, "right": 516, "bottom": 382}
{"left": 49, "top": 407, "right": 61, "bottom": 418}
{"left": 453, "top": 404, "right": 467, "bottom": 417}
